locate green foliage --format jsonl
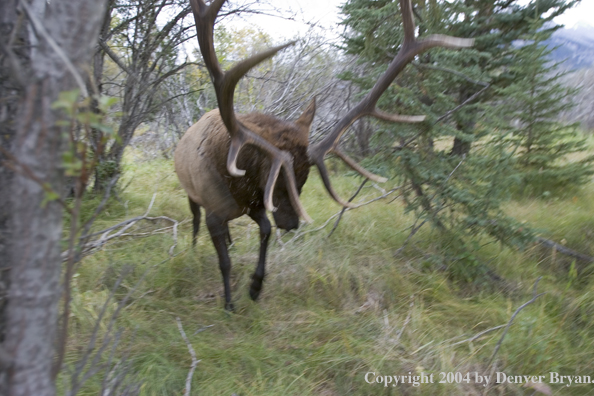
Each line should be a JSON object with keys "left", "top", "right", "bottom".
{"left": 490, "top": 27, "right": 594, "bottom": 196}
{"left": 38, "top": 89, "right": 118, "bottom": 207}
{"left": 338, "top": 0, "right": 584, "bottom": 281}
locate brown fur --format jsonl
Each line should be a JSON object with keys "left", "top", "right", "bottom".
{"left": 174, "top": 100, "right": 315, "bottom": 224}
{"left": 174, "top": 101, "right": 315, "bottom": 310}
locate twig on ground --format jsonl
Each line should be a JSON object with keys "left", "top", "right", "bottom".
{"left": 449, "top": 325, "right": 506, "bottom": 347}
{"left": 100, "top": 329, "right": 140, "bottom": 396}
{"left": 176, "top": 317, "right": 200, "bottom": 396}
{"left": 63, "top": 194, "right": 181, "bottom": 260}
{"left": 193, "top": 324, "right": 215, "bottom": 336}
{"left": 82, "top": 193, "right": 157, "bottom": 240}
{"left": 537, "top": 237, "right": 594, "bottom": 263}
{"left": 486, "top": 277, "right": 546, "bottom": 373}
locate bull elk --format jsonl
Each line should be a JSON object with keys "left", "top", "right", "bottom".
{"left": 175, "top": 0, "right": 473, "bottom": 310}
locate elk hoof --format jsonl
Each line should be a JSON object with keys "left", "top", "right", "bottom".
{"left": 250, "top": 274, "right": 264, "bottom": 301}
{"left": 249, "top": 283, "right": 262, "bottom": 301}
{"left": 224, "top": 302, "right": 235, "bottom": 312}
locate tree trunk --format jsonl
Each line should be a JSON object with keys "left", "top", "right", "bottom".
{"left": 0, "top": 1, "right": 106, "bottom": 395}
{"left": 93, "top": 66, "right": 143, "bottom": 193}
{"left": 0, "top": 2, "right": 24, "bottom": 393}
{"left": 89, "top": 1, "right": 115, "bottom": 194}
{"left": 450, "top": 87, "right": 476, "bottom": 157}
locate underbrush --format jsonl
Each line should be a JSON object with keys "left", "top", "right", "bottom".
{"left": 61, "top": 150, "right": 594, "bottom": 395}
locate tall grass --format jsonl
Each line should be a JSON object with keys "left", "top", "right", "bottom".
{"left": 62, "top": 149, "right": 594, "bottom": 395}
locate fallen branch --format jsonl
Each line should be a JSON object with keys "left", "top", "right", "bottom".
{"left": 537, "top": 237, "right": 594, "bottom": 263}
{"left": 479, "top": 278, "right": 546, "bottom": 396}
{"left": 63, "top": 194, "right": 181, "bottom": 260}
{"left": 176, "top": 317, "right": 200, "bottom": 396}
{"left": 449, "top": 324, "right": 506, "bottom": 347}
{"left": 487, "top": 277, "right": 546, "bottom": 370}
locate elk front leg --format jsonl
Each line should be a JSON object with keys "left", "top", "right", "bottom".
{"left": 248, "top": 207, "right": 271, "bottom": 301}
{"left": 205, "top": 211, "right": 234, "bottom": 311}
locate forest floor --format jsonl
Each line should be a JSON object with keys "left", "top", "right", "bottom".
{"left": 61, "top": 145, "right": 594, "bottom": 396}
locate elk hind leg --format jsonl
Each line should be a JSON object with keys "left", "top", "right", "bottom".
{"left": 205, "top": 211, "right": 234, "bottom": 311}
{"left": 189, "top": 197, "right": 201, "bottom": 247}
{"left": 248, "top": 207, "right": 271, "bottom": 301}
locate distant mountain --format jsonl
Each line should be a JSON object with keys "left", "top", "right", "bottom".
{"left": 547, "top": 23, "right": 594, "bottom": 70}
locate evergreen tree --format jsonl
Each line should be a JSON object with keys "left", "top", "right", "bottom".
{"left": 492, "top": 26, "right": 594, "bottom": 195}
{"left": 338, "top": 0, "right": 580, "bottom": 279}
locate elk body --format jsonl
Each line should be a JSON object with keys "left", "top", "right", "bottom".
{"left": 181, "top": 0, "right": 473, "bottom": 310}
{"left": 174, "top": 104, "right": 315, "bottom": 310}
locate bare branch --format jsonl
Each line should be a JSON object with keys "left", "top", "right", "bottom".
{"left": 486, "top": 277, "right": 546, "bottom": 370}
{"left": 176, "top": 317, "right": 200, "bottom": 396}
{"left": 98, "top": 41, "right": 139, "bottom": 81}
{"left": 449, "top": 325, "right": 506, "bottom": 347}
{"left": 370, "top": 109, "right": 426, "bottom": 123}
{"left": 64, "top": 194, "right": 180, "bottom": 260}
{"left": 537, "top": 237, "right": 594, "bottom": 263}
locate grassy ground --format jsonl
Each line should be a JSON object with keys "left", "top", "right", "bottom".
{"left": 62, "top": 148, "right": 594, "bottom": 396}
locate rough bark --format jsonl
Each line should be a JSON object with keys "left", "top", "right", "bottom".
{"left": 0, "top": 1, "right": 30, "bottom": 393}
{"left": 0, "top": 1, "right": 106, "bottom": 395}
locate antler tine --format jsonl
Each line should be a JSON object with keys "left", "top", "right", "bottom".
{"left": 190, "top": 0, "right": 311, "bottom": 221}
{"left": 308, "top": 0, "right": 474, "bottom": 208}
{"left": 310, "top": 156, "right": 356, "bottom": 208}
{"left": 190, "top": 0, "right": 225, "bottom": 81}
{"left": 225, "top": 42, "right": 296, "bottom": 91}
{"left": 333, "top": 149, "right": 387, "bottom": 183}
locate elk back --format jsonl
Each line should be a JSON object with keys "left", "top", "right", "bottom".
{"left": 174, "top": 108, "right": 313, "bottom": 228}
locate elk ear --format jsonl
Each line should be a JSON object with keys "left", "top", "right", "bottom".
{"left": 296, "top": 97, "right": 316, "bottom": 130}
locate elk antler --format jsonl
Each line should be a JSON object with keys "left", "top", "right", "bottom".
{"left": 308, "top": 0, "right": 474, "bottom": 208}
{"left": 189, "top": 0, "right": 312, "bottom": 222}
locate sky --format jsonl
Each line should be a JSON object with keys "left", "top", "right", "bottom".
{"left": 555, "top": 0, "right": 594, "bottom": 28}
{"left": 232, "top": 0, "right": 594, "bottom": 40}
{"left": 228, "top": 0, "right": 345, "bottom": 40}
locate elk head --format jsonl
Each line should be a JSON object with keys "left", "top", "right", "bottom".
{"left": 177, "top": 0, "right": 473, "bottom": 310}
